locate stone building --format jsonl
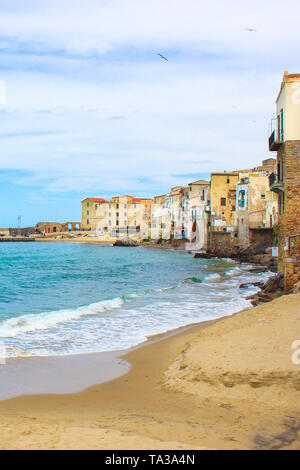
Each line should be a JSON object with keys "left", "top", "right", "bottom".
{"left": 237, "top": 172, "right": 278, "bottom": 248}
{"left": 151, "top": 194, "right": 171, "bottom": 240}
{"left": 81, "top": 198, "right": 108, "bottom": 230}
{"left": 210, "top": 172, "right": 239, "bottom": 233}
{"left": 183, "top": 179, "right": 210, "bottom": 250}
{"left": 84, "top": 195, "right": 153, "bottom": 237}
{"left": 35, "top": 222, "right": 81, "bottom": 234}
{"left": 269, "top": 71, "right": 300, "bottom": 291}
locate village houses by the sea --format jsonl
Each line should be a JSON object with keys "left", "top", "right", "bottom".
{"left": 5, "top": 71, "right": 299, "bottom": 294}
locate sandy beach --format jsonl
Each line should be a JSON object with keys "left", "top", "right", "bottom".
{"left": 0, "top": 293, "right": 300, "bottom": 450}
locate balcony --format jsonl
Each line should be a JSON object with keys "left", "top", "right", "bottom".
{"left": 269, "top": 172, "right": 284, "bottom": 193}
{"left": 268, "top": 130, "right": 283, "bottom": 151}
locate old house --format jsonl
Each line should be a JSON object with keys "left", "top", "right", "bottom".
{"left": 81, "top": 198, "right": 108, "bottom": 230}
{"left": 210, "top": 172, "right": 239, "bottom": 233}
{"left": 94, "top": 195, "right": 153, "bottom": 237}
{"left": 237, "top": 172, "right": 278, "bottom": 248}
{"left": 269, "top": 71, "right": 300, "bottom": 290}
{"left": 184, "top": 179, "right": 210, "bottom": 250}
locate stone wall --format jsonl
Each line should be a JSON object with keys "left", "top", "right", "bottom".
{"left": 249, "top": 228, "right": 274, "bottom": 249}
{"left": 277, "top": 140, "right": 300, "bottom": 291}
{"left": 208, "top": 231, "right": 237, "bottom": 256}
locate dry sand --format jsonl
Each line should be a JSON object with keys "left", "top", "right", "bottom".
{"left": 0, "top": 293, "right": 300, "bottom": 450}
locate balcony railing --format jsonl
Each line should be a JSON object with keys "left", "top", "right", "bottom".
{"left": 268, "top": 129, "right": 283, "bottom": 151}
{"left": 269, "top": 172, "right": 284, "bottom": 193}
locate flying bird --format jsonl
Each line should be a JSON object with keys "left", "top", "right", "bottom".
{"left": 157, "top": 53, "right": 168, "bottom": 61}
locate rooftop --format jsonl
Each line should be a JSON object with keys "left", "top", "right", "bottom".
{"left": 277, "top": 70, "right": 300, "bottom": 101}
{"left": 82, "top": 197, "right": 108, "bottom": 203}
{"left": 188, "top": 179, "right": 210, "bottom": 186}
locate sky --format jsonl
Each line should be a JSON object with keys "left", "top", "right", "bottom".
{"left": 0, "top": 0, "right": 300, "bottom": 227}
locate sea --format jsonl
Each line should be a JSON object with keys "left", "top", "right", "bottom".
{"left": 0, "top": 242, "right": 272, "bottom": 358}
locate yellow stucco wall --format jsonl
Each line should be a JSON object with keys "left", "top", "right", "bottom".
{"left": 210, "top": 173, "right": 239, "bottom": 229}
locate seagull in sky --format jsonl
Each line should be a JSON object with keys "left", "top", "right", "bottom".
{"left": 157, "top": 53, "right": 168, "bottom": 61}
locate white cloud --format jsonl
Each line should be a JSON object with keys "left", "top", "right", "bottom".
{"left": 0, "top": 0, "right": 299, "bottom": 205}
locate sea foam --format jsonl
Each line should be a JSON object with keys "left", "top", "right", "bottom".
{"left": 0, "top": 297, "right": 124, "bottom": 337}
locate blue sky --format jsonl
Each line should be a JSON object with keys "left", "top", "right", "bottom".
{"left": 0, "top": 0, "right": 300, "bottom": 227}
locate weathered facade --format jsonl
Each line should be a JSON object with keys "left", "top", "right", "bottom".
{"left": 36, "top": 221, "right": 81, "bottom": 234}
{"left": 210, "top": 172, "right": 239, "bottom": 233}
{"left": 269, "top": 71, "right": 300, "bottom": 291}
{"left": 237, "top": 172, "right": 278, "bottom": 248}
{"left": 88, "top": 195, "right": 153, "bottom": 237}
{"left": 81, "top": 198, "right": 108, "bottom": 230}
{"left": 184, "top": 180, "right": 210, "bottom": 250}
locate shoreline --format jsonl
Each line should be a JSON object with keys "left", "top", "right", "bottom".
{"left": 1, "top": 292, "right": 300, "bottom": 449}
{"left": 1, "top": 293, "right": 300, "bottom": 449}
{"left": 0, "top": 318, "right": 223, "bottom": 401}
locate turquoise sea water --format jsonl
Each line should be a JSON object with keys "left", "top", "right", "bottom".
{"left": 0, "top": 242, "right": 271, "bottom": 357}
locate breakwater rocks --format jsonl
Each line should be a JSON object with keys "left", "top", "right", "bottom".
{"left": 113, "top": 238, "right": 139, "bottom": 247}
{"left": 243, "top": 273, "right": 284, "bottom": 306}
{"left": 194, "top": 244, "right": 277, "bottom": 272}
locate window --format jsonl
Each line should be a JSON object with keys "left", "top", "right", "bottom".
{"left": 261, "top": 194, "right": 266, "bottom": 199}
{"left": 87, "top": 210, "right": 89, "bottom": 215}
{"left": 277, "top": 109, "right": 284, "bottom": 141}
{"left": 221, "top": 197, "right": 226, "bottom": 206}
{"left": 87, "top": 219, "right": 89, "bottom": 224}
{"left": 227, "top": 178, "right": 230, "bottom": 184}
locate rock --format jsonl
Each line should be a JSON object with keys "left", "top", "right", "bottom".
{"left": 245, "top": 294, "right": 256, "bottom": 300}
{"left": 257, "top": 292, "right": 277, "bottom": 302}
{"left": 248, "top": 267, "right": 268, "bottom": 273}
{"left": 193, "top": 253, "right": 215, "bottom": 259}
{"left": 239, "top": 281, "right": 265, "bottom": 289}
{"left": 292, "top": 281, "right": 300, "bottom": 294}
{"left": 263, "top": 273, "right": 284, "bottom": 293}
{"left": 113, "top": 238, "right": 139, "bottom": 247}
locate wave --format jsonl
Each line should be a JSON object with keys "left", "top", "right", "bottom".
{"left": 0, "top": 297, "right": 124, "bottom": 338}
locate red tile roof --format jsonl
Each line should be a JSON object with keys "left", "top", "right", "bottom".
{"left": 88, "top": 198, "right": 107, "bottom": 202}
